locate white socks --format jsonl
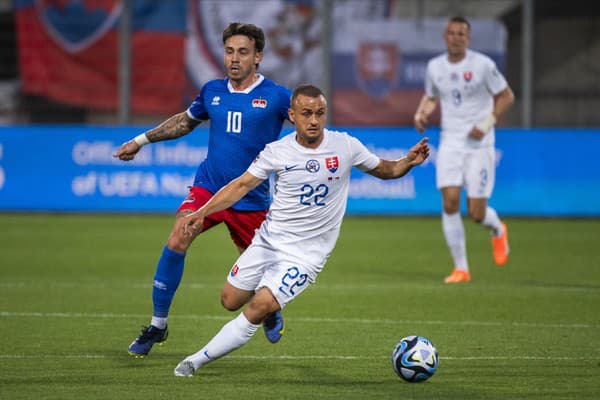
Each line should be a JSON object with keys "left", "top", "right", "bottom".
{"left": 151, "top": 316, "right": 167, "bottom": 329}
{"left": 442, "top": 207, "right": 503, "bottom": 272}
{"left": 186, "top": 312, "right": 259, "bottom": 370}
{"left": 481, "top": 206, "right": 503, "bottom": 237}
{"left": 442, "top": 212, "right": 468, "bottom": 272}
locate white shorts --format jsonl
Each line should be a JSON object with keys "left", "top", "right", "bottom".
{"left": 436, "top": 146, "right": 496, "bottom": 198}
{"left": 227, "top": 241, "right": 317, "bottom": 309}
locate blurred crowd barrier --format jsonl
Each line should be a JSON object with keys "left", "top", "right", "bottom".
{"left": 1, "top": 125, "right": 598, "bottom": 217}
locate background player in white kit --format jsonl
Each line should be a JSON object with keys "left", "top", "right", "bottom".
{"left": 173, "top": 84, "right": 430, "bottom": 377}
{"left": 414, "top": 16, "right": 515, "bottom": 284}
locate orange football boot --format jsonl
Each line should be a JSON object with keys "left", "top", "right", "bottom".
{"left": 492, "top": 222, "right": 509, "bottom": 266}
{"left": 444, "top": 269, "right": 471, "bottom": 283}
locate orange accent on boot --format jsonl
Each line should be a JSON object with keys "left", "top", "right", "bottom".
{"left": 492, "top": 222, "right": 509, "bottom": 266}
{"left": 444, "top": 269, "right": 471, "bottom": 283}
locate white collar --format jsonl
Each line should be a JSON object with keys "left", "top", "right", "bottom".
{"left": 227, "top": 74, "right": 264, "bottom": 94}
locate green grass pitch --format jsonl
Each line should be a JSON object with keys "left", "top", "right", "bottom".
{"left": 1, "top": 214, "right": 599, "bottom": 399}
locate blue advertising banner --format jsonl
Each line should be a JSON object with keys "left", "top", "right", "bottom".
{"left": 0, "top": 126, "right": 598, "bottom": 216}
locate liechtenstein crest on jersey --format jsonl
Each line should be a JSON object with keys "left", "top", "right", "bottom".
{"left": 463, "top": 71, "right": 473, "bottom": 82}
{"left": 325, "top": 156, "right": 339, "bottom": 173}
{"left": 355, "top": 41, "right": 399, "bottom": 98}
{"left": 252, "top": 98, "right": 267, "bottom": 109}
{"left": 35, "top": 0, "right": 122, "bottom": 53}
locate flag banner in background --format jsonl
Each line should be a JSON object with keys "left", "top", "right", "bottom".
{"left": 15, "top": 0, "right": 187, "bottom": 114}
{"left": 14, "top": 1, "right": 506, "bottom": 124}
{"left": 331, "top": 18, "right": 506, "bottom": 125}
{"left": 184, "top": 0, "right": 393, "bottom": 98}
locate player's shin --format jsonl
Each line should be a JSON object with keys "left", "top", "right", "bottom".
{"left": 187, "top": 312, "right": 259, "bottom": 370}
{"left": 152, "top": 246, "right": 186, "bottom": 320}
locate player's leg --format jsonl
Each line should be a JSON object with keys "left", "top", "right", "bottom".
{"left": 437, "top": 146, "right": 470, "bottom": 283}
{"left": 223, "top": 208, "right": 283, "bottom": 342}
{"left": 174, "top": 287, "right": 279, "bottom": 377}
{"left": 465, "top": 148, "right": 509, "bottom": 266}
{"left": 128, "top": 187, "right": 221, "bottom": 357}
{"left": 175, "top": 251, "right": 314, "bottom": 376}
{"left": 441, "top": 186, "right": 470, "bottom": 283}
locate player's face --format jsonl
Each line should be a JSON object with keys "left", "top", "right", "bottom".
{"left": 224, "top": 35, "right": 263, "bottom": 85}
{"left": 444, "top": 22, "right": 470, "bottom": 59}
{"left": 289, "top": 94, "right": 327, "bottom": 148}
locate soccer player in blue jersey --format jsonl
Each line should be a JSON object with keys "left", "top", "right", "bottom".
{"left": 113, "top": 23, "right": 291, "bottom": 357}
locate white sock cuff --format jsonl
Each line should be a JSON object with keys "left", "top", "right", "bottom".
{"left": 236, "top": 312, "right": 259, "bottom": 337}
{"left": 150, "top": 316, "right": 167, "bottom": 329}
{"left": 442, "top": 211, "right": 461, "bottom": 223}
{"left": 482, "top": 206, "right": 502, "bottom": 235}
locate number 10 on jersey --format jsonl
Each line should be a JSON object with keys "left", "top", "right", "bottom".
{"left": 227, "top": 111, "right": 242, "bottom": 133}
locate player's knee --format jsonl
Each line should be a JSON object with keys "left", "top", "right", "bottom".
{"left": 166, "top": 223, "right": 196, "bottom": 253}
{"left": 220, "top": 292, "right": 243, "bottom": 311}
{"left": 443, "top": 201, "right": 459, "bottom": 214}
{"left": 166, "top": 234, "right": 189, "bottom": 253}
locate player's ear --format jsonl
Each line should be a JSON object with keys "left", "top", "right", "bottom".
{"left": 254, "top": 51, "right": 263, "bottom": 65}
{"left": 288, "top": 108, "right": 295, "bottom": 123}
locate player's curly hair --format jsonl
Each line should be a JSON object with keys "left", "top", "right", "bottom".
{"left": 222, "top": 22, "right": 265, "bottom": 53}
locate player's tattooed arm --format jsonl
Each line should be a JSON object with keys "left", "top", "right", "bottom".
{"left": 113, "top": 112, "right": 202, "bottom": 161}
{"left": 145, "top": 112, "right": 202, "bottom": 142}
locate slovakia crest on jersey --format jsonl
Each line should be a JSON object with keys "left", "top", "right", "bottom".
{"left": 463, "top": 71, "right": 473, "bottom": 82}
{"left": 355, "top": 41, "right": 399, "bottom": 98}
{"left": 35, "top": 0, "right": 122, "bottom": 53}
{"left": 325, "top": 156, "right": 339, "bottom": 173}
{"left": 252, "top": 98, "right": 267, "bottom": 109}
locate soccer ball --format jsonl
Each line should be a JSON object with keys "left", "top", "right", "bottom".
{"left": 391, "top": 335, "right": 439, "bottom": 382}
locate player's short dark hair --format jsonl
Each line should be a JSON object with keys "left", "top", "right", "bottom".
{"left": 448, "top": 16, "right": 471, "bottom": 31}
{"left": 222, "top": 22, "right": 265, "bottom": 53}
{"left": 291, "top": 84, "right": 325, "bottom": 104}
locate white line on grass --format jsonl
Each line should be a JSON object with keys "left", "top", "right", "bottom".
{"left": 1, "top": 311, "right": 597, "bottom": 329}
{"left": 1, "top": 281, "right": 598, "bottom": 293}
{"left": 0, "top": 354, "right": 598, "bottom": 361}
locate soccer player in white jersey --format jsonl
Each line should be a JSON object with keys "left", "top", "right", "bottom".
{"left": 173, "top": 84, "right": 430, "bottom": 377}
{"left": 414, "top": 16, "right": 515, "bottom": 283}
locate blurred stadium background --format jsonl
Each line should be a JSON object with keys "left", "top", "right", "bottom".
{"left": 1, "top": 3, "right": 599, "bottom": 398}
{"left": 0, "top": 0, "right": 598, "bottom": 215}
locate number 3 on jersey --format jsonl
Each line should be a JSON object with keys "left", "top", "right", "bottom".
{"left": 227, "top": 111, "right": 242, "bottom": 133}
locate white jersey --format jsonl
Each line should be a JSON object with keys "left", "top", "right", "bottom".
{"left": 425, "top": 49, "right": 507, "bottom": 149}
{"left": 247, "top": 129, "right": 380, "bottom": 276}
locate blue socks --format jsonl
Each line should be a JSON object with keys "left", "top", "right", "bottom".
{"left": 152, "top": 246, "right": 185, "bottom": 318}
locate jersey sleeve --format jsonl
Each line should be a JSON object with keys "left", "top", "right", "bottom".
{"left": 186, "top": 84, "right": 210, "bottom": 121}
{"left": 483, "top": 58, "right": 508, "bottom": 96}
{"left": 247, "top": 143, "right": 277, "bottom": 180}
{"left": 348, "top": 135, "right": 380, "bottom": 172}
{"left": 424, "top": 61, "right": 438, "bottom": 98}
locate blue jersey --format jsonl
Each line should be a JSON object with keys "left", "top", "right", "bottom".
{"left": 187, "top": 75, "right": 291, "bottom": 211}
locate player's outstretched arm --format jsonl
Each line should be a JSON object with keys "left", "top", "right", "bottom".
{"left": 183, "top": 172, "right": 265, "bottom": 237}
{"left": 113, "top": 112, "right": 201, "bottom": 161}
{"left": 367, "top": 138, "right": 430, "bottom": 180}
